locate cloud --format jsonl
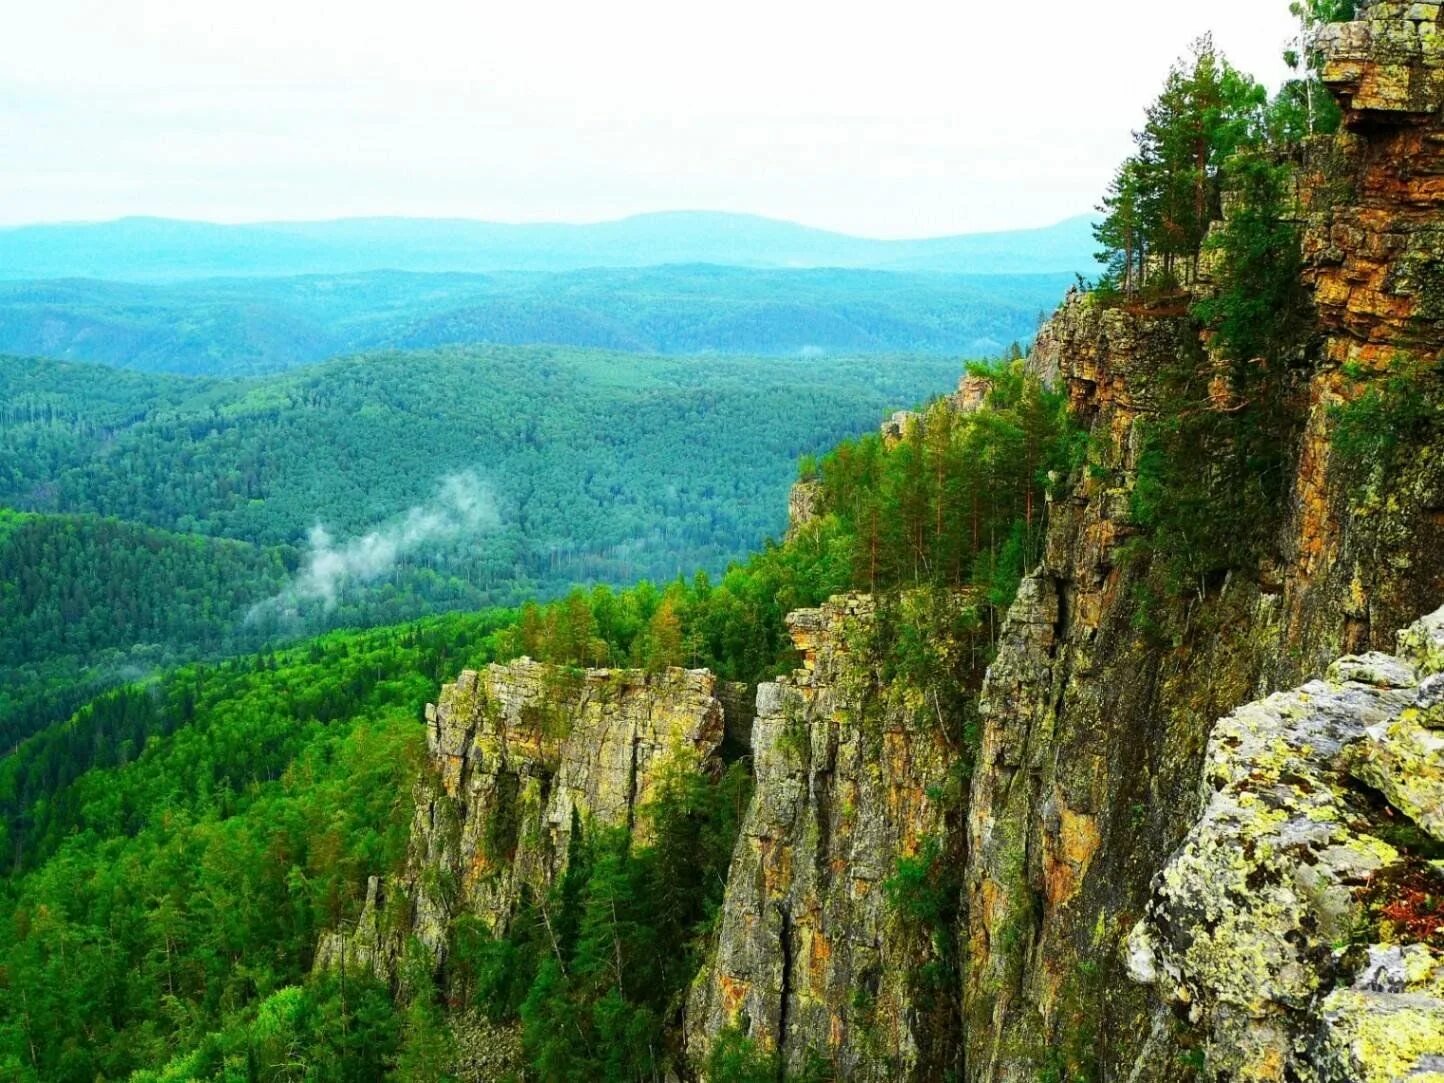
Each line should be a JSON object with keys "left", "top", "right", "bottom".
{"left": 248, "top": 471, "right": 498, "bottom": 624}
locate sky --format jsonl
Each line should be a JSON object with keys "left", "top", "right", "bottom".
{"left": 0, "top": 0, "right": 1300, "bottom": 237}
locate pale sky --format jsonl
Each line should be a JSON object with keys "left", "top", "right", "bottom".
{"left": 0, "top": 0, "right": 1299, "bottom": 237}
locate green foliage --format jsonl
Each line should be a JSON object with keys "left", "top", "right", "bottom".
{"left": 1273, "top": 0, "right": 1356, "bottom": 140}
{"left": 0, "top": 341, "right": 1076, "bottom": 1080}
{"left": 1118, "top": 151, "right": 1313, "bottom": 608}
{"left": 885, "top": 837, "right": 960, "bottom": 935}
{"left": 490, "top": 521, "right": 855, "bottom": 688}
{"left": 705, "top": 1027, "right": 785, "bottom": 1083}
{"left": 702, "top": 1028, "right": 836, "bottom": 1083}
{"left": 129, "top": 974, "right": 403, "bottom": 1083}
{"left": 883, "top": 835, "right": 964, "bottom": 1049}
{"left": 486, "top": 358, "right": 1077, "bottom": 697}
{"left": 1330, "top": 356, "right": 1440, "bottom": 491}
{"left": 815, "top": 360, "right": 1074, "bottom": 597}
{"left": 0, "top": 343, "right": 962, "bottom": 745}
{"left": 465, "top": 760, "right": 752, "bottom": 1081}
{"left": 1094, "top": 37, "right": 1269, "bottom": 293}
{"left": 0, "top": 347, "right": 961, "bottom": 585}
{"left": 1122, "top": 154, "right": 1309, "bottom": 611}
{"left": 0, "top": 508, "right": 294, "bottom": 749}
{"left": 395, "top": 939, "right": 460, "bottom": 1081}
{"left": 1125, "top": 340, "right": 1298, "bottom": 608}
{"left": 0, "top": 612, "right": 509, "bottom": 1080}
{"left": 1193, "top": 155, "right": 1308, "bottom": 365}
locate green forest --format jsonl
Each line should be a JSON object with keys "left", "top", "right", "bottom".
{"left": 0, "top": 357, "right": 1073, "bottom": 1081}
{"left": 0, "top": 344, "right": 963, "bottom": 747}
{"left": 6, "top": 2, "right": 1421, "bottom": 1080}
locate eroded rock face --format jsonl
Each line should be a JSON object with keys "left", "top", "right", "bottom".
{"left": 315, "top": 660, "right": 729, "bottom": 980}
{"left": 962, "top": 295, "right": 1262, "bottom": 1083}
{"left": 787, "top": 480, "right": 824, "bottom": 539}
{"left": 881, "top": 409, "right": 919, "bottom": 445}
{"left": 1128, "top": 607, "right": 1444, "bottom": 1082}
{"left": 954, "top": 373, "right": 995, "bottom": 413}
{"left": 1321, "top": 1, "right": 1444, "bottom": 127}
{"left": 688, "top": 592, "right": 977, "bottom": 1080}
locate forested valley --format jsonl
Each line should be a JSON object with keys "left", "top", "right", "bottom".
{"left": 0, "top": 357, "right": 1074, "bottom": 1080}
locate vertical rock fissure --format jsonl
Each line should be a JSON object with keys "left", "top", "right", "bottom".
{"left": 775, "top": 899, "right": 794, "bottom": 1063}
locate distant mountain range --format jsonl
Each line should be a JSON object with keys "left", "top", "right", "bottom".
{"left": 0, "top": 211, "right": 1099, "bottom": 281}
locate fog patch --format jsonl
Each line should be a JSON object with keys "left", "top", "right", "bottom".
{"left": 248, "top": 471, "right": 498, "bottom": 625}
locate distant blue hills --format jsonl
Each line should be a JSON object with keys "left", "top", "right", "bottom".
{"left": 0, "top": 265, "right": 1074, "bottom": 376}
{"left": 0, "top": 211, "right": 1099, "bottom": 281}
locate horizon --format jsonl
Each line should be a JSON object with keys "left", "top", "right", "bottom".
{"left": 0, "top": 207, "right": 1095, "bottom": 240}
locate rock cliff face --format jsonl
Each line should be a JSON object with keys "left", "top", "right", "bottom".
{"left": 315, "top": 659, "right": 732, "bottom": 979}
{"left": 962, "top": 3, "right": 1444, "bottom": 1079}
{"left": 1128, "top": 608, "right": 1444, "bottom": 1082}
{"left": 962, "top": 297, "right": 1271, "bottom": 1082}
{"left": 687, "top": 592, "right": 981, "bottom": 1080}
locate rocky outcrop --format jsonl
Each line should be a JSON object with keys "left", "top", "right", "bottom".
{"left": 954, "top": 373, "right": 994, "bottom": 413}
{"left": 788, "top": 480, "right": 824, "bottom": 538}
{"left": 881, "top": 409, "right": 918, "bottom": 445}
{"left": 1128, "top": 607, "right": 1444, "bottom": 1082}
{"left": 1287, "top": 0, "right": 1444, "bottom": 673}
{"left": 881, "top": 374, "right": 995, "bottom": 447}
{"left": 688, "top": 592, "right": 980, "bottom": 1079}
{"left": 316, "top": 659, "right": 730, "bottom": 980}
{"left": 1321, "top": 1, "right": 1444, "bottom": 129}
{"left": 1310, "top": 4, "right": 1444, "bottom": 366}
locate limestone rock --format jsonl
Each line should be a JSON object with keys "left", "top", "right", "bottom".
{"left": 1346, "top": 603, "right": 1444, "bottom": 844}
{"left": 953, "top": 373, "right": 994, "bottom": 413}
{"left": 316, "top": 659, "right": 728, "bottom": 979}
{"left": 1128, "top": 609, "right": 1444, "bottom": 1081}
{"left": 787, "top": 479, "right": 823, "bottom": 539}
{"left": 688, "top": 591, "right": 978, "bottom": 1080}
{"left": 1318, "top": 943, "right": 1444, "bottom": 1083}
{"left": 1321, "top": 2, "right": 1444, "bottom": 124}
{"left": 881, "top": 409, "right": 918, "bottom": 444}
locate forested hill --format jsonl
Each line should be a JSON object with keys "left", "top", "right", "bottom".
{"left": 0, "top": 346, "right": 958, "bottom": 559}
{"left": 0, "top": 266, "right": 1067, "bottom": 377}
{"left": 0, "top": 345, "right": 964, "bottom": 747}
{"left": 0, "top": 212, "right": 1098, "bottom": 280}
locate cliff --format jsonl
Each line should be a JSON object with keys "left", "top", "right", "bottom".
{"left": 315, "top": 659, "right": 734, "bottom": 979}
{"left": 962, "top": 3, "right": 1444, "bottom": 1078}
{"left": 1128, "top": 606, "right": 1444, "bottom": 1082}
{"left": 310, "top": 6, "right": 1444, "bottom": 1079}
{"left": 687, "top": 591, "right": 983, "bottom": 1079}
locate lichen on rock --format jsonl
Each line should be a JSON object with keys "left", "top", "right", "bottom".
{"left": 1128, "top": 606, "right": 1444, "bottom": 1081}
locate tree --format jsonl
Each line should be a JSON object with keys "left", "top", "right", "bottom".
{"left": 1282, "top": 0, "right": 1356, "bottom": 136}
{"left": 1095, "top": 38, "right": 1267, "bottom": 293}
{"left": 641, "top": 596, "right": 684, "bottom": 672}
